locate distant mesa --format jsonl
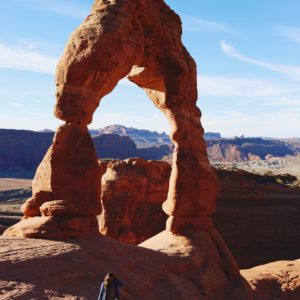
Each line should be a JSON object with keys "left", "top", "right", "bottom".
{"left": 0, "top": 129, "right": 54, "bottom": 178}
{"left": 38, "top": 129, "right": 54, "bottom": 133}
{"left": 91, "top": 124, "right": 171, "bottom": 148}
{"left": 204, "top": 131, "right": 222, "bottom": 139}
{"left": 98, "top": 124, "right": 168, "bottom": 137}
{"left": 207, "top": 137, "right": 298, "bottom": 162}
{"left": 90, "top": 124, "right": 222, "bottom": 146}
{"left": 0, "top": 127, "right": 173, "bottom": 177}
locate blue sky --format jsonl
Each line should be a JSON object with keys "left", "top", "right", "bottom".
{"left": 0, "top": 0, "right": 300, "bottom": 137}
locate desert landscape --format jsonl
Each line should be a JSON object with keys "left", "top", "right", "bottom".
{"left": 0, "top": 0, "right": 300, "bottom": 299}
{"left": 1, "top": 157, "right": 299, "bottom": 299}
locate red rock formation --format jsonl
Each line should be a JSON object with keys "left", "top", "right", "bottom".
{"left": 98, "top": 158, "right": 170, "bottom": 244}
{"left": 98, "top": 159, "right": 300, "bottom": 268}
{"left": 3, "top": 0, "right": 250, "bottom": 297}
{"left": 241, "top": 260, "right": 300, "bottom": 300}
{"left": 4, "top": 0, "right": 219, "bottom": 241}
{"left": 53, "top": 0, "right": 219, "bottom": 233}
{"left": 4, "top": 124, "right": 101, "bottom": 238}
{"left": 1, "top": 236, "right": 299, "bottom": 299}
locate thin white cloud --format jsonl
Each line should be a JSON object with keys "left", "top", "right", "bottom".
{"left": 277, "top": 26, "right": 300, "bottom": 44}
{"left": 0, "top": 42, "right": 58, "bottom": 74}
{"left": 197, "top": 75, "right": 300, "bottom": 107}
{"left": 19, "top": 38, "right": 62, "bottom": 54}
{"left": 261, "top": 98, "right": 300, "bottom": 107}
{"left": 0, "top": 114, "right": 61, "bottom": 130}
{"left": 22, "top": 0, "right": 89, "bottom": 19}
{"left": 221, "top": 41, "right": 300, "bottom": 81}
{"left": 0, "top": 89, "right": 52, "bottom": 97}
{"left": 11, "top": 102, "right": 23, "bottom": 109}
{"left": 182, "top": 16, "right": 233, "bottom": 33}
{"left": 20, "top": 39, "right": 40, "bottom": 50}
{"left": 202, "top": 109, "right": 300, "bottom": 138}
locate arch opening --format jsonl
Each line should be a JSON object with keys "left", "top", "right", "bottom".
{"left": 90, "top": 78, "right": 169, "bottom": 138}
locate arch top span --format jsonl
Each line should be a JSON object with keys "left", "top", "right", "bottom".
{"left": 55, "top": 0, "right": 195, "bottom": 121}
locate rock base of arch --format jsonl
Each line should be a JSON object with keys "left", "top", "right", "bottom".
{"left": 139, "top": 230, "right": 252, "bottom": 298}
{"left": 3, "top": 215, "right": 99, "bottom": 239}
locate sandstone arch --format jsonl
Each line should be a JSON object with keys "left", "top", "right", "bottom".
{"left": 5, "top": 0, "right": 218, "bottom": 237}
{"left": 3, "top": 2, "right": 252, "bottom": 297}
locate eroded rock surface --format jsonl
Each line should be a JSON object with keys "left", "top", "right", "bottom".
{"left": 98, "top": 158, "right": 170, "bottom": 244}
{"left": 241, "top": 260, "right": 300, "bottom": 300}
{"left": 4, "top": 124, "right": 101, "bottom": 238}
{"left": 0, "top": 236, "right": 252, "bottom": 300}
{"left": 1, "top": 237, "right": 299, "bottom": 299}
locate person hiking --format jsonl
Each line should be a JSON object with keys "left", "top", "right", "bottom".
{"left": 98, "top": 272, "right": 122, "bottom": 300}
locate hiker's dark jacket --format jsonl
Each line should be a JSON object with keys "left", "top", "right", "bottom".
{"left": 98, "top": 279, "right": 122, "bottom": 300}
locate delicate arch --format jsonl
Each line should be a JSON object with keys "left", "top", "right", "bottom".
{"left": 4, "top": 0, "right": 218, "bottom": 237}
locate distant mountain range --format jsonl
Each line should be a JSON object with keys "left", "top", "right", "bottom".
{"left": 0, "top": 128, "right": 172, "bottom": 178}
{"left": 90, "top": 124, "right": 222, "bottom": 147}
{"left": 206, "top": 137, "right": 300, "bottom": 162}
{"left": 90, "top": 124, "right": 171, "bottom": 148}
{"left": 0, "top": 125, "right": 299, "bottom": 178}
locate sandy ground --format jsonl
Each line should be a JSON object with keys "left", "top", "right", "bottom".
{"left": 213, "top": 155, "right": 300, "bottom": 181}
{"left": 0, "top": 178, "right": 32, "bottom": 192}
{"left": 0, "top": 179, "right": 31, "bottom": 228}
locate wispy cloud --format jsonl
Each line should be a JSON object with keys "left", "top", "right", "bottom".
{"left": 20, "top": 39, "right": 40, "bottom": 50}
{"left": 182, "top": 16, "right": 233, "bottom": 33}
{"left": 0, "top": 89, "right": 52, "bottom": 97}
{"left": 261, "top": 98, "right": 300, "bottom": 107}
{"left": 221, "top": 41, "right": 300, "bottom": 81}
{"left": 0, "top": 114, "right": 61, "bottom": 130}
{"left": 277, "top": 26, "right": 300, "bottom": 44}
{"left": 22, "top": 0, "right": 89, "bottom": 19}
{"left": 0, "top": 42, "right": 58, "bottom": 74}
{"left": 19, "top": 38, "right": 62, "bottom": 54}
{"left": 11, "top": 102, "right": 23, "bottom": 109}
{"left": 202, "top": 109, "right": 300, "bottom": 138}
{"left": 198, "top": 75, "right": 300, "bottom": 107}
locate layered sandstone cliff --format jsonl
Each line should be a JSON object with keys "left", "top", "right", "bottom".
{"left": 207, "top": 137, "right": 297, "bottom": 162}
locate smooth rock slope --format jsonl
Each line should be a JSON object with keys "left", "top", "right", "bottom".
{"left": 1, "top": 237, "right": 299, "bottom": 299}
